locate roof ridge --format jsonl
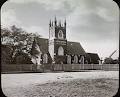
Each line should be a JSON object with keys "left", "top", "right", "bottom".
{"left": 68, "top": 41, "right": 80, "bottom": 44}
{"left": 37, "top": 37, "right": 48, "bottom": 40}
{"left": 87, "top": 53, "right": 98, "bottom": 54}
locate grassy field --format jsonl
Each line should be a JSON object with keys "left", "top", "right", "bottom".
{"left": 2, "top": 71, "right": 119, "bottom": 97}
{"left": 2, "top": 78, "right": 118, "bottom": 97}
{"left": 32, "top": 78, "right": 119, "bottom": 97}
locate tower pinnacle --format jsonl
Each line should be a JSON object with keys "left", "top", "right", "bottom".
{"left": 59, "top": 20, "right": 61, "bottom": 27}
{"left": 54, "top": 16, "right": 57, "bottom": 26}
{"left": 64, "top": 19, "right": 66, "bottom": 27}
{"left": 49, "top": 19, "right": 51, "bottom": 27}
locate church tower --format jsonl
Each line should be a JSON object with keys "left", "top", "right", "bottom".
{"left": 49, "top": 17, "right": 67, "bottom": 64}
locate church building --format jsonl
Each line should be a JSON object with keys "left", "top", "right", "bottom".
{"left": 30, "top": 17, "right": 100, "bottom": 66}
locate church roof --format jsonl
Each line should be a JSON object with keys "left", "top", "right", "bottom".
{"left": 86, "top": 53, "right": 100, "bottom": 64}
{"left": 30, "top": 38, "right": 42, "bottom": 55}
{"left": 67, "top": 41, "right": 86, "bottom": 55}
{"left": 35, "top": 37, "right": 48, "bottom": 54}
{"left": 34, "top": 37, "right": 86, "bottom": 55}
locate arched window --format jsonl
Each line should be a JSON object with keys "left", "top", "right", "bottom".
{"left": 74, "top": 55, "right": 78, "bottom": 64}
{"left": 67, "top": 55, "right": 71, "bottom": 64}
{"left": 58, "top": 46, "right": 64, "bottom": 56}
{"left": 79, "top": 56, "right": 84, "bottom": 64}
{"left": 43, "top": 54, "right": 48, "bottom": 63}
{"left": 58, "top": 30, "right": 63, "bottom": 39}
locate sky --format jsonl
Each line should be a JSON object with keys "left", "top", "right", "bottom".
{"left": 1, "top": 0, "right": 119, "bottom": 60}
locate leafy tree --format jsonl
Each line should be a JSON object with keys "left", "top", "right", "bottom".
{"left": 1, "top": 27, "right": 12, "bottom": 44}
{"left": 1, "top": 45, "right": 13, "bottom": 64}
{"left": 1, "top": 25, "right": 41, "bottom": 64}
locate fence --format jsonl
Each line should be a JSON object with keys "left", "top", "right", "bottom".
{"left": 54, "top": 64, "right": 119, "bottom": 71}
{"left": 1, "top": 64, "right": 35, "bottom": 73}
{"left": 1, "top": 64, "right": 119, "bottom": 73}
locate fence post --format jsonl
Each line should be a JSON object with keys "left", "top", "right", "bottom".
{"left": 100, "top": 64, "right": 102, "bottom": 70}
{"left": 20, "top": 64, "right": 22, "bottom": 71}
{"left": 31, "top": 64, "right": 33, "bottom": 71}
{"left": 79, "top": 64, "right": 81, "bottom": 70}
{"left": 92, "top": 64, "right": 93, "bottom": 70}
{"left": 83, "top": 64, "right": 84, "bottom": 70}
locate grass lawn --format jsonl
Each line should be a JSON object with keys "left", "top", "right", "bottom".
{"left": 2, "top": 71, "right": 119, "bottom": 97}
{"left": 24, "top": 78, "right": 119, "bottom": 97}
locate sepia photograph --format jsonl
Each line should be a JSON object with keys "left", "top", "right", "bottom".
{"left": 1, "top": 0, "right": 119, "bottom": 97}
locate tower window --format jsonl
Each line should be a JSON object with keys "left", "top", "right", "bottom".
{"left": 58, "top": 30, "right": 63, "bottom": 39}
{"left": 58, "top": 46, "right": 64, "bottom": 56}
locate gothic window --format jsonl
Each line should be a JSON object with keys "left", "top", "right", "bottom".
{"left": 43, "top": 54, "right": 48, "bottom": 63}
{"left": 74, "top": 55, "right": 78, "bottom": 64}
{"left": 67, "top": 55, "right": 71, "bottom": 64}
{"left": 58, "top": 46, "right": 64, "bottom": 56}
{"left": 58, "top": 30, "right": 63, "bottom": 39}
{"left": 79, "top": 56, "right": 84, "bottom": 64}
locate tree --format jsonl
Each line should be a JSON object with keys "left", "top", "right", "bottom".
{"left": 1, "top": 27, "right": 12, "bottom": 44}
{"left": 1, "top": 25, "right": 41, "bottom": 64}
{"left": 1, "top": 45, "right": 13, "bottom": 64}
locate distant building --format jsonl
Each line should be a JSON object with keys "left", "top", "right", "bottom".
{"left": 31, "top": 17, "right": 100, "bottom": 65}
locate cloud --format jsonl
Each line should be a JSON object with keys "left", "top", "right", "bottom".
{"left": 9, "top": 0, "right": 65, "bottom": 10}
{"left": 80, "top": 39, "right": 119, "bottom": 59}
{"left": 2, "top": 0, "right": 119, "bottom": 59}
{"left": 65, "top": 0, "right": 119, "bottom": 42}
{"left": 9, "top": 0, "right": 34, "bottom": 4}
{"left": 1, "top": 9, "right": 21, "bottom": 28}
{"left": 3, "top": 0, "right": 119, "bottom": 40}
{"left": 23, "top": 26, "right": 48, "bottom": 38}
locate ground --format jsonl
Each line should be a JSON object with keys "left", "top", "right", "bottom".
{"left": 1, "top": 71, "right": 119, "bottom": 97}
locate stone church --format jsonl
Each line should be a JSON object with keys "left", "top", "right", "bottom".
{"left": 30, "top": 17, "right": 100, "bottom": 65}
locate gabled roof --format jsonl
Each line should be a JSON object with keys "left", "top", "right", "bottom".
{"left": 67, "top": 41, "right": 86, "bottom": 55}
{"left": 86, "top": 53, "right": 100, "bottom": 64}
{"left": 87, "top": 53, "right": 100, "bottom": 59}
{"left": 35, "top": 37, "right": 48, "bottom": 53}
{"left": 33, "top": 37, "right": 86, "bottom": 55}
{"left": 30, "top": 38, "right": 42, "bottom": 55}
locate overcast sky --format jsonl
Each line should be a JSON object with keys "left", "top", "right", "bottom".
{"left": 1, "top": 0, "right": 119, "bottom": 59}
